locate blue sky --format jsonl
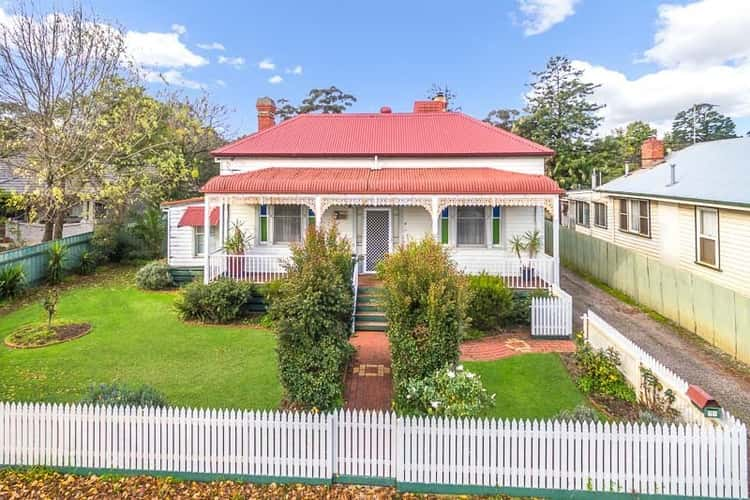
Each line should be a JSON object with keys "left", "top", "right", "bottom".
{"left": 22, "top": 0, "right": 750, "bottom": 137}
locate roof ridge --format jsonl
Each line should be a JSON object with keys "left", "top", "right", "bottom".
{"left": 212, "top": 113, "right": 308, "bottom": 154}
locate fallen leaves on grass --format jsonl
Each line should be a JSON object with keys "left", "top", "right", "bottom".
{"left": 0, "top": 469, "right": 518, "bottom": 499}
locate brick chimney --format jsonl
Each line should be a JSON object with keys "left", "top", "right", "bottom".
{"left": 641, "top": 137, "right": 665, "bottom": 168}
{"left": 256, "top": 97, "right": 276, "bottom": 131}
{"left": 413, "top": 93, "right": 447, "bottom": 113}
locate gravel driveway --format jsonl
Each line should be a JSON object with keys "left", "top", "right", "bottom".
{"left": 561, "top": 267, "right": 750, "bottom": 426}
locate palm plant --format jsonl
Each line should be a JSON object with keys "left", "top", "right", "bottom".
{"left": 224, "top": 223, "right": 250, "bottom": 255}
{"left": 509, "top": 234, "right": 526, "bottom": 266}
{"left": 0, "top": 264, "right": 25, "bottom": 299}
{"left": 524, "top": 230, "right": 542, "bottom": 259}
{"left": 47, "top": 241, "right": 68, "bottom": 285}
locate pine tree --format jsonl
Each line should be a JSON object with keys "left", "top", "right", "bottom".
{"left": 669, "top": 104, "right": 736, "bottom": 150}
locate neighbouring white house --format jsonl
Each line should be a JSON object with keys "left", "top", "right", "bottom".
{"left": 565, "top": 137, "right": 750, "bottom": 297}
{"left": 162, "top": 96, "right": 564, "bottom": 288}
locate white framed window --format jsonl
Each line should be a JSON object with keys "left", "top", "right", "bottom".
{"left": 194, "top": 226, "right": 219, "bottom": 257}
{"left": 575, "top": 201, "right": 590, "bottom": 227}
{"left": 696, "top": 207, "right": 719, "bottom": 268}
{"left": 594, "top": 202, "right": 607, "bottom": 228}
{"left": 457, "top": 206, "right": 485, "bottom": 246}
{"left": 618, "top": 198, "right": 650, "bottom": 237}
{"left": 273, "top": 204, "right": 302, "bottom": 244}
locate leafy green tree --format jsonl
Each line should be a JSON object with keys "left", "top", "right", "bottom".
{"left": 515, "top": 56, "right": 604, "bottom": 188}
{"left": 275, "top": 86, "right": 357, "bottom": 121}
{"left": 617, "top": 121, "right": 657, "bottom": 168}
{"left": 669, "top": 103, "right": 736, "bottom": 150}
{"left": 484, "top": 109, "right": 520, "bottom": 131}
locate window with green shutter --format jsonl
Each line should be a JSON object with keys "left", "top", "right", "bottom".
{"left": 259, "top": 204, "right": 268, "bottom": 243}
{"left": 441, "top": 208, "right": 449, "bottom": 244}
{"left": 492, "top": 206, "right": 501, "bottom": 245}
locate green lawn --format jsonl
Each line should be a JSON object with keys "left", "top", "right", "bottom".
{"left": 465, "top": 353, "right": 588, "bottom": 420}
{"left": 0, "top": 270, "right": 281, "bottom": 410}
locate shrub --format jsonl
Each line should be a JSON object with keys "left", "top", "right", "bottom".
{"left": 554, "top": 404, "right": 599, "bottom": 422}
{"left": 377, "top": 237, "right": 469, "bottom": 410}
{"left": 467, "top": 273, "right": 513, "bottom": 331}
{"left": 130, "top": 207, "right": 165, "bottom": 260}
{"left": 78, "top": 250, "right": 97, "bottom": 275}
{"left": 402, "top": 364, "right": 494, "bottom": 417}
{"left": 135, "top": 261, "right": 174, "bottom": 290}
{"left": 47, "top": 241, "right": 68, "bottom": 285}
{"left": 81, "top": 383, "right": 168, "bottom": 407}
{"left": 574, "top": 333, "right": 636, "bottom": 402}
{"left": 175, "top": 278, "right": 256, "bottom": 323}
{"left": 0, "top": 264, "right": 25, "bottom": 299}
{"left": 505, "top": 289, "right": 550, "bottom": 327}
{"left": 270, "top": 225, "right": 354, "bottom": 411}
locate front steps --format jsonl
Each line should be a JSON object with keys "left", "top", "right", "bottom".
{"left": 354, "top": 283, "right": 387, "bottom": 332}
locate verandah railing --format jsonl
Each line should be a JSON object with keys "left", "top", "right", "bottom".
{"left": 207, "top": 251, "right": 286, "bottom": 283}
{"left": 0, "top": 402, "right": 746, "bottom": 498}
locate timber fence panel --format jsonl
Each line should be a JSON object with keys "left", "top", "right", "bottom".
{"left": 0, "top": 232, "right": 92, "bottom": 285}
{"left": 531, "top": 286, "right": 572, "bottom": 338}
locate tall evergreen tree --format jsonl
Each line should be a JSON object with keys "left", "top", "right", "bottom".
{"left": 515, "top": 56, "right": 604, "bottom": 188}
{"left": 275, "top": 86, "right": 357, "bottom": 121}
{"left": 484, "top": 108, "right": 520, "bottom": 131}
{"left": 669, "top": 103, "right": 736, "bottom": 150}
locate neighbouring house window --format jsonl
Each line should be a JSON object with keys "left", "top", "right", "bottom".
{"left": 492, "top": 206, "right": 501, "bottom": 245}
{"left": 618, "top": 198, "right": 650, "bottom": 237}
{"left": 575, "top": 201, "right": 590, "bottom": 227}
{"left": 440, "top": 208, "right": 449, "bottom": 244}
{"left": 696, "top": 207, "right": 719, "bottom": 268}
{"left": 308, "top": 208, "right": 315, "bottom": 228}
{"left": 194, "top": 226, "right": 219, "bottom": 257}
{"left": 594, "top": 202, "right": 607, "bottom": 228}
{"left": 457, "top": 206, "right": 485, "bottom": 246}
{"left": 259, "top": 204, "right": 268, "bottom": 243}
{"left": 273, "top": 204, "right": 302, "bottom": 243}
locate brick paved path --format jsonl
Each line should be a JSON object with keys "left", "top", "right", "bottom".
{"left": 460, "top": 333, "right": 575, "bottom": 361}
{"left": 344, "top": 331, "right": 393, "bottom": 410}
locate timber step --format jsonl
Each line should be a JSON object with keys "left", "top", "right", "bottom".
{"left": 354, "top": 283, "right": 387, "bottom": 332}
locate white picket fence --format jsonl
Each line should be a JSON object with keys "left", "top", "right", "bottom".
{"left": 531, "top": 285, "right": 573, "bottom": 338}
{"left": 583, "top": 309, "right": 740, "bottom": 427}
{"left": 1, "top": 402, "right": 747, "bottom": 498}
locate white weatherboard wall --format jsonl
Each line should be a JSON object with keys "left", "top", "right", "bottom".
{"left": 166, "top": 204, "right": 203, "bottom": 267}
{"left": 1, "top": 403, "right": 746, "bottom": 498}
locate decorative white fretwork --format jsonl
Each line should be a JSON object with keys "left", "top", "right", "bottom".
{"left": 319, "top": 197, "right": 433, "bottom": 215}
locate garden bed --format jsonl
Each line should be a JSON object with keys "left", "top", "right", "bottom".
{"left": 4, "top": 322, "right": 91, "bottom": 349}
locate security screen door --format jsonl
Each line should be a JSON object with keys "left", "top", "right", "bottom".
{"left": 365, "top": 210, "right": 390, "bottom": 272}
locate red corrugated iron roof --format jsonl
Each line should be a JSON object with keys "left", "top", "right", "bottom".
{"left": 200, "top": 168, "right": 563, "bottom": 195}
{"left": 160, "top": 196, "right": 204, "bottom": 208}
{"left": 212, "top": 112, "right": 554, "bottom": 158}
{"left": 687, "top": 385, "right": 719, "bottom": 409}
{"left": 177, "top": 206, "right": 219, "bottom": 227}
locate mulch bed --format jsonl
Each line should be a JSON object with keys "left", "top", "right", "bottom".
{"left": 559, "top": 352, "right": 642, "bottom": 421}
{"left": 4, "top": 323, "right": 92, "bottom": 349}
{"left": 0, "top": 470, "right": 520, "bottom": 499}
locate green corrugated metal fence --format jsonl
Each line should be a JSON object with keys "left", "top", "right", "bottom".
{"left": 0, "top": 232, "right": 93, "bottom": 285}
{"left": 545, "top": 220, "right": 750, "bottom": 364}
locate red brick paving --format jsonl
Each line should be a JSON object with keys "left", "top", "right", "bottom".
{"left": 460, "top": 333, "right": 575, "bottom": 361}
{"left": 344, "top": 331, "right": 393, "bottom": 410}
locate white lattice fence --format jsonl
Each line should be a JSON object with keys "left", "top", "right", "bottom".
{"left": 1, "top": 403, "right": 746, "bottom": 497}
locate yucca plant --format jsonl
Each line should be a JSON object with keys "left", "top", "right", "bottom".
{"left": 78, "top": 250, "right": 96, "bottom": 275}
{"left": 524, "top": 230, "right": 542, "bottom": 259}
{"left": 47, "top": 241, "right": 68, "bottom": 285}
{"left": 0, "top": 264, "right": 25, "bottom": 299}
{"left": 509, "top": 234, "right": 526, "bottom": 266}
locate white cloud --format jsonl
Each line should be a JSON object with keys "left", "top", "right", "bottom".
{"left": 217, "top": 55, "right": 245, "bottom": 68}
{"left": 643, "top": 0, "right": 750, "bottom": 67}
{"left": 144, "top": 69, "right": 206, "bottom": 90}
{"left": 171, "top": 23, "right": 186, "bottom": 35}
{"left": 516, "top": 0, "right": 580, "bottom": 36}
{"left": 285, "top": 65, "right": 303, "bottom": 75}
{"left": 126, "top": 30, "right": 208, "bottom": 68}
{"left": 268, "top": 75, "right": 283, "bottom": 84}
{"left": 570, "top": 0, "right": 750, "bottom": 134}
{"left": 197, "top": 41, "right": 225, "bottom": 51}
{"left": 258, "top": 58, "right": 275, "bottom": 70}
{"left": 215, "top": 79, "right": 226, "bottom": 87}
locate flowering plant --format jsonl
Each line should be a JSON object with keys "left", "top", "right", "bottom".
{"left": 401, "top": 364, "right": 495, "bottom": 417}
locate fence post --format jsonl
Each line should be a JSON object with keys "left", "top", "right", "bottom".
{"left": 327, "top": 411, "right": 336, "bottom": 480}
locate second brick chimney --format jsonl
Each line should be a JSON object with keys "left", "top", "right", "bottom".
{"left": 413, "top": 93, "right": 448, "bottom": 113}
{"left": 641, "top": 137, "right": 665, "bottom": 168}
{"left": 256, "top": 97, "right": 276, "bottom": 132}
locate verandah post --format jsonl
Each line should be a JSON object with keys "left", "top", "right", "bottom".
{"left": 552, "top": 195, "right": 560, "bottom": 285}
{"left": 204, "top": 196, "right": 211, "bottom": 283}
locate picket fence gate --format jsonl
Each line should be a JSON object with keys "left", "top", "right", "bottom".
{"left": 0, "top": 402, "right": 747, "bottom": 498}
{"left": 531, "top": 285, "right": 573, "bottom": 338}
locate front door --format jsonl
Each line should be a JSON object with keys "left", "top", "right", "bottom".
{"left": 365, "top": 209, "right": 391, "bottom": 272}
